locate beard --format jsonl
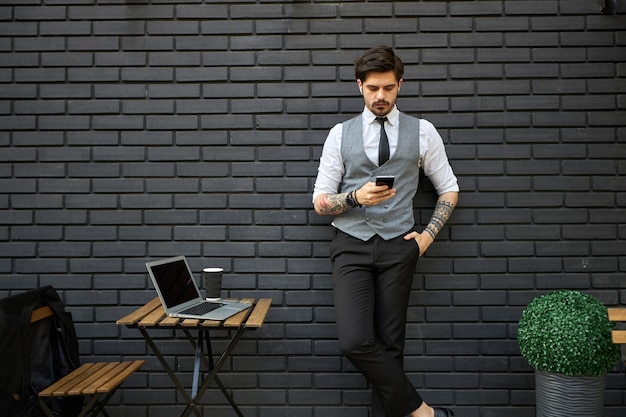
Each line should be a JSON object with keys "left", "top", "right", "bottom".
{"left": 368, "top": 100, "right": 394, "bottom": 116}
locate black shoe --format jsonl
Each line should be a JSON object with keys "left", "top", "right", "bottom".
{"left": 433, "top": 407, "right": 455, "bottom": 417}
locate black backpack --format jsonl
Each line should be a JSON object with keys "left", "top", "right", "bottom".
{"left": 0, "top": 286, "right": 82, "bottom": 417}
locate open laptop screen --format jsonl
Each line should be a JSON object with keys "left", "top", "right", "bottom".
{"left": 150, "top": 258, "right": 198, "bottom": 309}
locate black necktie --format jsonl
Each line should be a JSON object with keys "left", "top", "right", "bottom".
{"left": 376, "top": 117, "right": 389, "bottom": 166}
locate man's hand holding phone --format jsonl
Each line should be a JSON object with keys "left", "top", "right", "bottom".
{"left": 354, "top": 176, "right": 396, "bottom": 207}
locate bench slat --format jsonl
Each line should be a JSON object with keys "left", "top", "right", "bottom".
{"left": 31, "top": 305, "right": 54, "bottom": 323}
{"left": 612, "top": 330, "right": 626, "bottom": 344}
{"left": 39, "top": 360, "right": 145, "bottom": 398}
{"left": 96, "top": 360, "right": 145, "bottom": 394}
{"left": 69, "top": 362, "right": 118, "bottom": 396}
{"left": 608, "top": 308, "right": 626, "bottom": 322}
{"left": 39, "top": 363, "right": 97, "bottom": 397}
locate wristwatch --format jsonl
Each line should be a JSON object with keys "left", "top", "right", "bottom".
{"left": 346, "top": 191, "right": 359, "bottom": 208}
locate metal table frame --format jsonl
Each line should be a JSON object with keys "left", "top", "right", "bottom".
{"left": 117, "top": 298, "right": 271, "bottom": 417}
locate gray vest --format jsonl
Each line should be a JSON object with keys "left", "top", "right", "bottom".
{"left": 333, "top": 113, "right": 421, "bottom": 241}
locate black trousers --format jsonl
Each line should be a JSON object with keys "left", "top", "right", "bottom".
{"left": 330, "top": 229, "right": 422, "bottom": 417}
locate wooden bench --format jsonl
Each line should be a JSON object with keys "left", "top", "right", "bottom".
{"left": 32, "top": 305, "right": 145, "bottom": 417}
{"left": 608, "top": 308, "right": 626, "bottom": 344}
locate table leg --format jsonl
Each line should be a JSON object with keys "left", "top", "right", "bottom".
{"left": 191, "top": 329, "right": 203, "bottom": 399}
{"left": 203, "top": 329, "right": 245, "bottom": 417}
{"left": 139, "top": 328, "right": 202, "bottom": 417}
{"left": 180, "top": 327, "right": 247, "bottom": 417}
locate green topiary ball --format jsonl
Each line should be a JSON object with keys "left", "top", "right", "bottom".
{"left": 518, "top": 290, "right": 620, "bottom": 377}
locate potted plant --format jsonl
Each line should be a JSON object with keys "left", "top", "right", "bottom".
{"left": 517, "top": 289, "right": 620, "bottom": 417}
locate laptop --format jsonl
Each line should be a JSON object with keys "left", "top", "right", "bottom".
{"left": 146, "top": 256, "right": 250, "bottom": 321}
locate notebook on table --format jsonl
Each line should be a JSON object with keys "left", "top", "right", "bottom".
{"left": 146, "top": 255, "right": 250, "bottom": 321}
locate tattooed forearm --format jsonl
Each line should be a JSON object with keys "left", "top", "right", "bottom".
{"left": 316, "top": 193, "right": 351, "bottom": 215}
{"left": 424, "top": 199, "right": 456, "bottom": 240}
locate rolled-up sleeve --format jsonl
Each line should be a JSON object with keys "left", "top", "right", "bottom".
{"left": 313, "top": 124, "right": 344, "bottom": 203}
{"left": 421, "top": 120, "right": 459, "bottom": 195}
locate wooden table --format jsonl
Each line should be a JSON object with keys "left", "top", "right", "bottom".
{"left": 117, "top": 297, "right": 271, "bottom": 417}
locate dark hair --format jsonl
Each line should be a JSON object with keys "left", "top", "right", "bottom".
{"left": 354, "top": 45, "right": 404, "bottom": 82}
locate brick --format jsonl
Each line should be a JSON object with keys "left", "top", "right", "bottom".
{"left": 0, "top": 115, "right": 36, "bottom": 130}
{"left": 177, "top": 5, "right": 228, "bottom": 19}
{"left": 91, "top": 21, "right": 143, "bottom": 36}
{"left": 148, "top": 83, "right": 200, "bottom": 99}
{"left": 420, "top": 17, "right": 473, "bottom": 32}
{"left": 201, "top": 114, "right": 254, "bottom": 129}
{"left": 531, "top": 16, "right": 586, "bottom": 31}
{"left": 120, "top": 68, "right": 173, "bottom": 83}
{"left": 202, "top": 51, "right": 256, "bottom": 67}
{"left": 66, "top": 194, "right": 118, "bottom": 209}
{"left": 200, "top": 210, "right": 252, "bottom": 225}
{"left": 534, "top": 208, "right": 589, "bottom": 224}
{"left": 147, "top": 241, "right": 201, "bottom": 257}
{"left": 506, "top": 160, "right": 560, "bottom": 175}
{"left": 423, "top": 49, "right": 475, "bottom": 64}
{"left": 259, "top": 20, "right": 305, "bottom": 35}
{"left": 201, "top": 178, "right": 254, "bottom": 193}
{"left": 122, "top": 36, "right": 174, "bottom": 51}
{"left": 507, "top": 95, "right": 560, "bottom": 110}
{"left": 232, "top": 162, "right": 283, "bottom": 177}
{"left": 90, "top": 210, "right": 142, "bottom": 225}
{"left": 450, "top": 2, "right": 502, "bottom": 16}
{"left": 14, "top": 258, "right": 65, "bottom": 273}
{"left": 232, "top": 98, "right": 283, "bottom": 114}
{"left": 563, "top": 95, "right": 615, "bottom": 110}
{"left": 10, "top": 132, "right": 60, "bottom": 147}
{"left": 509, "top": 257, "right": 563, "bottom": 273}
{"left": 144, "top": 209, "right": 197, "bottom": 225}
{"left": 505, "top": 63, "right": 559, "bottom": 78}
{"left": 91, "top": 85, "right": 143, "bottom": 100}
{"left": 67, "top": 36, "right": 120, "bottom": 52}
{"left": 562, "top": 160, "right": 616, "bottom": 175}
{"left": 13, "top": 103, "right": 58, "bottom": 119}
{"left": 396, "top": 2, "right": 447, "bottom": 16}
{"left": 450, "top": 64, "right": 503, "bottom": 80}
{"left": 508, "top": 192, "right": 563, "bottom": 207}
{"left": 476, "top": 17, "right": 529, "bottom": 31}
{"left": 121, "top": 226, "right": 172, "bottom": 241}
{"left": 2, "top": 22, "right": 42, "bottom": 36}
{"left": 563, "top": 224, "right": 617, "bottom": 240}
{"left": 204, "top": 242, "right": 256, "bottom": 257}
{"left": 506, "top": 32, "right": 559, "bottom": 47}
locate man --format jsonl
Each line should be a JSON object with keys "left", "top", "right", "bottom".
{"left": 313, "top": 46, "right": 459, "bottom": 417}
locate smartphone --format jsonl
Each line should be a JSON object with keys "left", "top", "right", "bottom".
{"left": 375, "top": 175, "right": 395, "bottom": 188}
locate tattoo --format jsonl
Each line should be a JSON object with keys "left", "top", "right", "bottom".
{"left": 317, "top": 193, "right": 350, "bottom": 215}
{"left": 424, "top": 225, "right": 437, "bottom": 240}
{"left": 424, "top": 200, "right": 455, "bottom": 239}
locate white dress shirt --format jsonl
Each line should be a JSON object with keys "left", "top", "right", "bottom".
{"left": 313, "top": 106, "right": 459, "bottom": 202}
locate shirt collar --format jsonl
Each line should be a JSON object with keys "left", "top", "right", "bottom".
{"left": 363, "top": 105, "right": 399, "bottom": 126}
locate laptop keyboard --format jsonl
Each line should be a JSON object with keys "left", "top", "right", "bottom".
{"left": 179, "top": 302, "right": 225, "bottom": 316}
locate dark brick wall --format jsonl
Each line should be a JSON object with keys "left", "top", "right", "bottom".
{"left": 1, "top": 1, "right": 625, "bottom": 416}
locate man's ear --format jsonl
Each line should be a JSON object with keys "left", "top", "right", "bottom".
{"left": 398, "top": 78, "right": 403, "bottom": 92}
{"left": 357, "top": 79, "right": 363, "bottom": 94}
